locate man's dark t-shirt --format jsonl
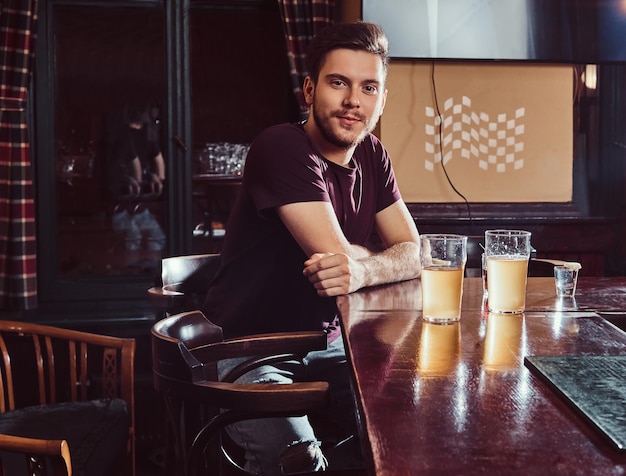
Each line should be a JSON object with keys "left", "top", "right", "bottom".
{"left": 203, "top": 123, "right": 401, "bottom": 339}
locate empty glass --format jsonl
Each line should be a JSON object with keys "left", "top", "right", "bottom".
{"left": 554, "top": 265, "right": 579, "bottom": 297}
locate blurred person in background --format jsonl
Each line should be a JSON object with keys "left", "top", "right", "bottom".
{"left": 104, "top": 103, "right": 166, "bottom": 256}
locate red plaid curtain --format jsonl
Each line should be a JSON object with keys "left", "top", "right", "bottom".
{"left": 277, "top": 0, "right": 335, "bottom": 120}
{"left": 0, "top": 0, "right": 39, "bottom": 310}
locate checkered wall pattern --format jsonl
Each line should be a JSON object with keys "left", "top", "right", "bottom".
{"left": 424, "top": 96, "right": 526, "bottom": 173}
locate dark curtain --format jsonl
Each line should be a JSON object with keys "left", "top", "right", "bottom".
{"left": 277, "top": 0, "right": 335, "bottom": 121}
{"left": 0, "top": 0, "right": 39, "bottom": 310}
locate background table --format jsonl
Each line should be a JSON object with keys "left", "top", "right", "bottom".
{"left": 338, "top": 277, "right": 626, "bottom": 475}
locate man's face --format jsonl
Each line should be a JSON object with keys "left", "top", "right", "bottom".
{"left": 305, "top": 49, "right": 387, "bottom": 151}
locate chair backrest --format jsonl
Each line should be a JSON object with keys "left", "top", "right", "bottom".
{"left": 0, "top": 434, "right": 71, "bottom": 476}
{"left": 153, "top": 311, "right": 330, "bottom": 382}
{"left": 161, "top": 253, "right": 221, "bottom": 293}
{"left": 152, "top": 310, "right": 225, "bottom": 385}
{"left": 148, "top": 254, "right": 221, "bottom": 315}
{"left": 0, "top": 320, "right": 136, "bottom": 475}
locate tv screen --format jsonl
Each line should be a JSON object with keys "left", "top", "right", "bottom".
{"left": 362, "top": 0, "right": 626, "bottom": 63}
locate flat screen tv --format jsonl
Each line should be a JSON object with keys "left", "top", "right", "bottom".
{"left": 362, "top": 0, "right": 626, "bottom": 63}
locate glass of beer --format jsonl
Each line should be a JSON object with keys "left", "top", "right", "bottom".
{"left": 484, "top": 230, "right": 532, "bottom": 314}
{"left": 420, "top": 234, "right": 467, "bottom": 323}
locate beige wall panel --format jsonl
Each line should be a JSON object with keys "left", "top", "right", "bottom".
{"left": 381, "top": 62, "right": 573, "bottom": 203}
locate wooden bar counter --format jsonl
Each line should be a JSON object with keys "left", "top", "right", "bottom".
{"left": 337, "top": 277, "right": 626, "bottom": 475}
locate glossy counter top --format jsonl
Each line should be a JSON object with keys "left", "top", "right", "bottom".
{"left": 338, "top": 277, "right": 626, "bottom": 475}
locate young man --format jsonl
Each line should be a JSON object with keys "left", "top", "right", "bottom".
{"left": 203, "top": 21, "right": 420, "bottom": 474}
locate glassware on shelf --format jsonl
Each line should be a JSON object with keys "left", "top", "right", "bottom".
{"left": 195, "top": 142, "right": 249, "bottom": 175}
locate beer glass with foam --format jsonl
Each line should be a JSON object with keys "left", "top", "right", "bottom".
{"left": 484, "top": 230, "right": 532, "bottom": 314}
{"left": 420, "top": 234, "right": 467, "bottom": 323}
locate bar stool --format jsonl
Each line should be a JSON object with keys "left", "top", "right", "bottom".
{"left": 151, "top": 310, "right": 335, "bottom": 475}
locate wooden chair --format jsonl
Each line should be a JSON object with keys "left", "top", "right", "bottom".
{"left": 147, "top": 254, "right": 221, "bottom": 315}
{"left": 0, "top": 320, "right": 135, "bottom": 476}
{"left": 0, "top": 434, "right": 71, "bottom": 476}
{"left": 152, "top": 310, "right": 346, "bottom": 476}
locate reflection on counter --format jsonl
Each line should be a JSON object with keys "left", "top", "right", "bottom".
{"left": 483, "top": 312, "right": 526, "bottom": 370}
{"left": 419, "top": 321, "right": 461, "bottom": 376}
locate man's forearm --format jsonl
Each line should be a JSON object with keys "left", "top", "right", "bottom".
{"left": 302, "top": 241, "right": 421, "bottom": 297}
{"left": 358, "top": 241, "right": 421, "bottom": 289}
{"left": 348, "top": 243, "right": 374, "bottom": 259}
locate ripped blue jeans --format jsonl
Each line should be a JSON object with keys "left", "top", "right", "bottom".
{"left": 217, "top": 337, "right": 362, "bottom": 475}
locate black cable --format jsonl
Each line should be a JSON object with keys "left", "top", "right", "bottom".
{"left": 430, "top": 62, "right": 472, "bottom": 223}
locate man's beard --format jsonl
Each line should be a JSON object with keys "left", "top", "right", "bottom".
{"left": 312, "top": 106, "right": 373, "bottom": 150}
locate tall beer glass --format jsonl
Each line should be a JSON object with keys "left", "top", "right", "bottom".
{"left": 484, "top": 230, "right": 532, "bottom": 314}
{"left": 420, "top": 234, "right": 467, "bottom": 323}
